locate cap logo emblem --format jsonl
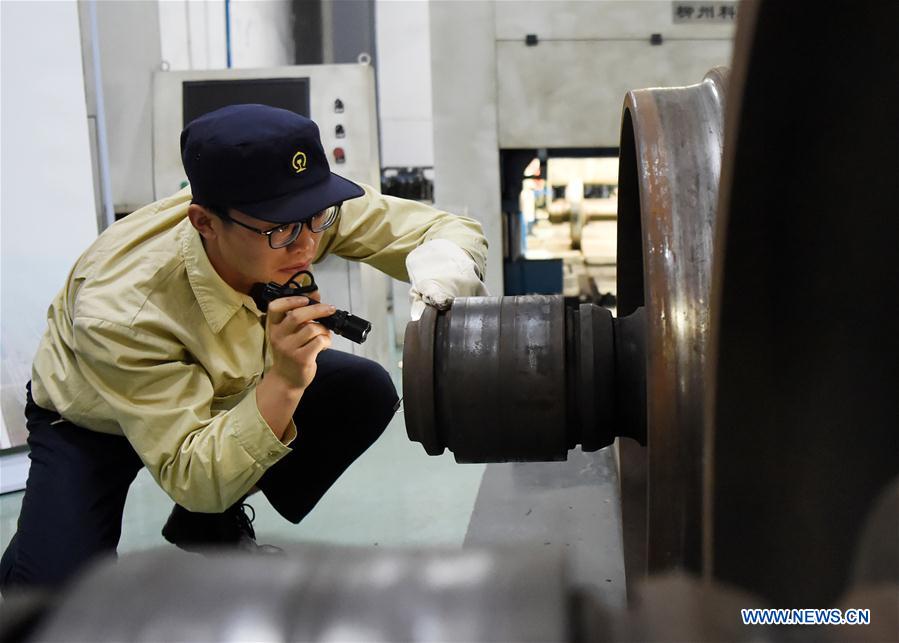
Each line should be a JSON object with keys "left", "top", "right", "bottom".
{"left": 292, "top": 151, "right": 308, "bottom": 173}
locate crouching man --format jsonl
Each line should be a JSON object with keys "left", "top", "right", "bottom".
{"left": 0, "top": 104, "right": 487, "bottom": 592}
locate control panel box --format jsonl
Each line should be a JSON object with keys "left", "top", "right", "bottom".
{"left": 153, "top": 63, "right": 379, "bottom": 197}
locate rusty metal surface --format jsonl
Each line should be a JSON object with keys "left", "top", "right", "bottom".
{"left": 402, "top": 305, "right": 441, "bottom": 455}
{"left": 404, "top": 297, "right": 570, "bottom": 462}
{"left": 403, "top": 296, "right": 647, "bottom": 463}
{"left": 575, "top": 304, "right": 617, "bottom": 451}
{"left": 705, "top": 0, "right": 899, "bottom": 606}
{"left": 438, "top": 296, "right": 569, "bottom": 463}
{"left": 616, "top": 68, "right": 728, "bottom": 579}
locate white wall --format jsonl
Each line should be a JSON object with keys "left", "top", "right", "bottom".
{"left": 375, "top": 0, "right": 434, "bottom": 167}
{"left": 229, "top": 0, "right": 294, "bottom": 68}
{"left": 96, "top": 0, "right": 293, "bottom": 211}
{"left": 429, "top": 0, "right": 504, "bottom": 295}
{"left": 493, "top": 0, "right": 734, "bottom": 148}
{"left": 158, "top": 0, "right": 227, "bottom": 71}
{"left": 84, "top": 0, "right": 163, "bottom": 213}
{"left": 1, "top": 1, "right": 99, "bottom": 448}
{"left": 158, "top": 1, "right": 293, "bottom": 72}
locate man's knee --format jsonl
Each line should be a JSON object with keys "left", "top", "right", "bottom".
{"left": 356, "top": 359, "right": 399, "bottom": 414}
{"left": 322, "top": 354, "right": 397, "bottom": 411}
{"left": 365, "top": 366, "right": 400, "bottom": 435}
{"left": 334, "top": 358, "right": 398, "bottom": 443}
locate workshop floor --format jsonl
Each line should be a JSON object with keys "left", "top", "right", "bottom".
{"left": 0, "top": 364, "right": 486, "bottom": 557}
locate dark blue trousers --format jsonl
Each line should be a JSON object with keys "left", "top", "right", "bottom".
{"left": 0, "top": 349, "right": 398, "bottom": 593}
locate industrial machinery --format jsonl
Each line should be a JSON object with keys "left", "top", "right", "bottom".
{"left": 405, "top": 0, "right": 899, "bottom": 612}
{"left": 405, "top": 64, "right": 726, "bottom": 587}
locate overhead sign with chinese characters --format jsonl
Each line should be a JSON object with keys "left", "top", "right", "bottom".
{"left": 673, "top": 2, "right": 738, "bottom": 23}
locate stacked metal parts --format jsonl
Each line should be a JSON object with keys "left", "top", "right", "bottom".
{"left": 1, "top": 1, "right": 897, "bottom": 641}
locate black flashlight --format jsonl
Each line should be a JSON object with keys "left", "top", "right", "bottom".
{"left": 250, "top": 271, "right": 371, "bottom": 344}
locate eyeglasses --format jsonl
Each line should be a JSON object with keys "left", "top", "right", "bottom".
{"left": 225, "top": 204, "right": 342, "bottom": 249}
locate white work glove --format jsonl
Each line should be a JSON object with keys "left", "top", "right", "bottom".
{"left": 406, "top": 239, "right": 489, "bottom": 321}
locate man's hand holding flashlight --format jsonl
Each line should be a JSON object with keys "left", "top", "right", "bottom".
{"left": 255, "top": 296, "right": 334, "bottom": 439}
{"left": 266, "top": 296, "right": 335, "bottom": 390}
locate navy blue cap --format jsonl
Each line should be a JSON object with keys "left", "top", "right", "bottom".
{"left": 180, "top": 104, "right": 364, "bottom": 224}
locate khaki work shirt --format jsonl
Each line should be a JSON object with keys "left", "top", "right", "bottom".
{"left": 30, "top": 184, "right": 487, "bottom": 512}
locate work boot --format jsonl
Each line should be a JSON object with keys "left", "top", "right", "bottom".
{"left": 161, "top": 502, "right": 282, "bottom": 554}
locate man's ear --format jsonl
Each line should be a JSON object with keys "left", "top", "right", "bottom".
{"left": 187, "top": 204, "right": 218, "bottom": 240}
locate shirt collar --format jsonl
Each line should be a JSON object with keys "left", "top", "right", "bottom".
{"left": 179, "top": 220, "right": 263, "bottom": 333}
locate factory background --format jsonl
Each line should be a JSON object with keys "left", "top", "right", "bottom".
{"left": 1, "top": 0, "right": 733, "bottom": 451}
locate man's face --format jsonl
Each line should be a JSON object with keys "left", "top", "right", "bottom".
{"left": 201, "top": 207, "right": 324, "bottom": 295}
